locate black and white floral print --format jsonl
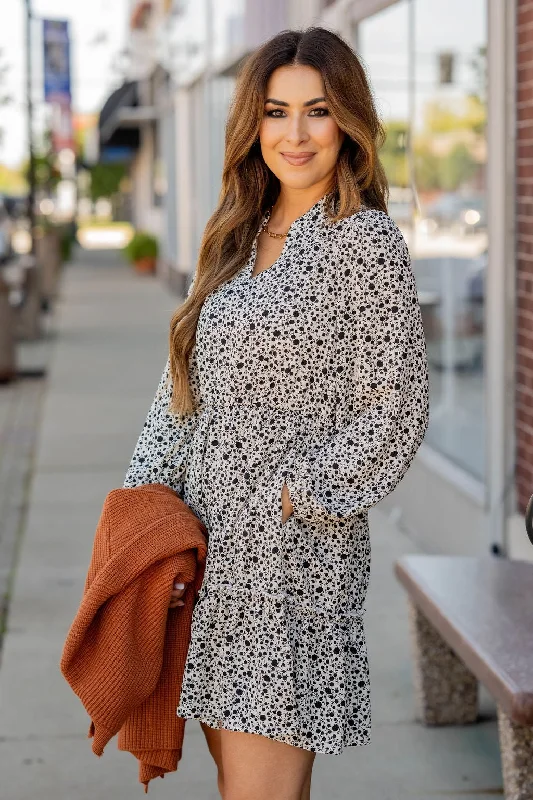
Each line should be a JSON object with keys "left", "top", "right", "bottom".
{"left": 123, "top": 193, "right": 429, "bottom": 754}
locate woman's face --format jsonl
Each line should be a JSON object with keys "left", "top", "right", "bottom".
{"left": 258, "top": 64, "right": 345, "bottom": 192}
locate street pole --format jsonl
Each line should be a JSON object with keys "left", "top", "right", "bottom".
{"left": 25, "top": 0, "right": 36, "bottom": 256}
{"left": 20, "top": 0, "right": 43, "bottom": 335}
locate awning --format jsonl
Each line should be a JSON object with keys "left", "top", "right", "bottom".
{"left": 98, "top": 81, "right": 157, "bottom": 159}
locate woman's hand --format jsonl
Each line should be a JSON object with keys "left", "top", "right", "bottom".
{"left": 169, "top": 579, "right": 188, "bottom": 609}
{"left": 281, "top": 482, "right": 294, "bottom": 524}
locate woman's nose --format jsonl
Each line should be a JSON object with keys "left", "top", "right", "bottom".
{"left": 284, "top": 114, "right": 309, "bottom": 144}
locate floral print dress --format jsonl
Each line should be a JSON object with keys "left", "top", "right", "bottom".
{"left": 123, "top": 194, "right": 429, "bottom": 754}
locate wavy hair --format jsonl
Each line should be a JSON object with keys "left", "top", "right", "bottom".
{"left": 168, "top": 26, "right": 388, "bottom": 414}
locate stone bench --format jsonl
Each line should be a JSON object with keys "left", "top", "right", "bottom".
{"left": 394, "top": 554, "right": 533, "bottom": 800}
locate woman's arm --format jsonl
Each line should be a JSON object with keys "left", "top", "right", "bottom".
{"left": 280, "top": 211, "right": 429, "bottom": 525}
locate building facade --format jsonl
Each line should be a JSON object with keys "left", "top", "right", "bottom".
{"left": 103, "top": 0, "right": 530, "bottom": 561}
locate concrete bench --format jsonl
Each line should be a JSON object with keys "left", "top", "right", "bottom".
{"left": 394, "top": 554, "right": 533, "bottom": 800}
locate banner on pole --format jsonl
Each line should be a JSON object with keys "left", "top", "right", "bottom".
{"left": 43, "top": 19, "right": 71, "bottom": 102}
{"left": 43, "top": 19, "right": 74, "bottom": 153}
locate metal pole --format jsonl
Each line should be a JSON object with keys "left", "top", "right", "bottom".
{"left": 21, "top": 0, "right": 42, "bottom": 334}
{"left": 25, "top": 0, "right": 36, "bottom": 256}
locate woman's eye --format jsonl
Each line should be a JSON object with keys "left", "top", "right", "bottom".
{"left": 264, "top": 108, "right": 329, "bottom": 118}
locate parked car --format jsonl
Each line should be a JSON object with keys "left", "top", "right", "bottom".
{"left": 421, "top": 193, "right": 486, "bottom": 236}
{"left": 388, "top": 185, "right": 417, "bottom": 227}
{"left": 3, "top": 194, "right": 29, "bottom": 220}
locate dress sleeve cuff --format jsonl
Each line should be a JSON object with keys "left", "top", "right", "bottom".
{"left": 279, "top": 463, "right": 324, "bottom": 525}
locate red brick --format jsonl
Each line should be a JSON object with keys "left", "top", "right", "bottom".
{"left": 518, "top": 22, "right": 533, "bottom": 49}
{"left": 519, "top": 5, "right": 533, "bottom": 27}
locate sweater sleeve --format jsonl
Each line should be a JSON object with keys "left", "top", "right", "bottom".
{"left": 123, "top": 281, "right": 203, "bottom": 496}
{"left": 281, "top": 211, "right": 429, "bottom": 525}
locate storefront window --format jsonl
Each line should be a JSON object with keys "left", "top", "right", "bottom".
{"left": 359, "top": 0, "right": 487, "bottom": 481}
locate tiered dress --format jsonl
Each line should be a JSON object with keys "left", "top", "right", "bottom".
{"left": 123, "top": 194, "right": 429, "bottom": 754}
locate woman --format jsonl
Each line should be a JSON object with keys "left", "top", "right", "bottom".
{"left": 124, "top": 26, "right": 429, "bottom": 800}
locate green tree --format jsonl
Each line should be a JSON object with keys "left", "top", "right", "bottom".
{"left": 423, "top": 96, "right": 486, "bottom": 137}
{"left": 380, "top": 120, "right": 409, "bottom": 188}
{"left": 89, "top": 162, "right": 127, "bottom": 202}
{"left": 439, "top": 143, "right": 478, "bottom": 191}
{"left": 414, "top": 140, "right": 479, "bottom": 193}
{"left": 22, "top": 128, "right": 61, "bottom": 192}
{"left": 414, "top": 92, "right": 486, "bottom": 192}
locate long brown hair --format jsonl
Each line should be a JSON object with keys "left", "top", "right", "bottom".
{"left": 168, "top": 26, "right": 388, "bottom": 414}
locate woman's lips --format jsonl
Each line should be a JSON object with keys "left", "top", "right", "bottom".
{"left": 280, "top": 153, "right": 316, "bottom": 166}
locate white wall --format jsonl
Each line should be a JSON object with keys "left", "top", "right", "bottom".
{"left": 130, "top": 123, "right": 163, "bottom": 237}
{"left": 288, "top": 0, "right": 323, "bottom": 28}
{"left": 174, "top": 85, "right": 195, "bottom": 282}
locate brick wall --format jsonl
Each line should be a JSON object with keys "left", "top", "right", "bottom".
{"left": 516, "top": 0, "right": 533, "bottom": 511}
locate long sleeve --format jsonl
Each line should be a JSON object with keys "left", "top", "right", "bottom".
{"left": 124, "top": 279, "right": 203, "bottom": 495}
{"left": 281, "top": 211, "right": 429, "bottom": 525}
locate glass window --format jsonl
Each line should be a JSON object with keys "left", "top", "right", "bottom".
{"left": 358, "top": 2, "right": 411, "bottom": 225}
{"left": 358, "top": 0, "right": 487, "bottom": 481}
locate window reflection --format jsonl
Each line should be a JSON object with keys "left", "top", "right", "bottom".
{"left": 358, "top": 0, "right": 487, "bottom": 481}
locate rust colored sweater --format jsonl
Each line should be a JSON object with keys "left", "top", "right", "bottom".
{"left": 60, "top": 484, "right": 208, "bottom": 793}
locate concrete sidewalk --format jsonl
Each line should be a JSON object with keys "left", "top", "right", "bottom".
{"left": 0, "top": 310, "right": 55, "bottom": 646}
{"left": 0, "top": 250, "right": 502, "bottom": 799}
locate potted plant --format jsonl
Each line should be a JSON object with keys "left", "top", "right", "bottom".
{"left": 123, "top": 231, "right": 158, "bottom": 274}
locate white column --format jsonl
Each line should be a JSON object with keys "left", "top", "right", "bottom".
{"left": 175, "top": 86, "right": 194, "bottom": 278}
{"left": 485, "top": 0, "right": 517, "bottom": 554}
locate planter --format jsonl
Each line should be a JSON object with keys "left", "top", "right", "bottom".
{"left": 0, "top": 275, "right": 16, "bottom": 382}
{"left": 134, "top": 256, "right": 157, "bottom": 274}
{"left": 16, "top": 259, "right": 43, "bottom": 341}
{"left": 36, "top": 230, "right": 62, "bottom": 307}
{"left": 123, "top": 231, "right": 159, "bottom": 274}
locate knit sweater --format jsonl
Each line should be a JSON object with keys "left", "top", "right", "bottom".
{"left": 60, "top": 483, "right": 208, "bottom": 793}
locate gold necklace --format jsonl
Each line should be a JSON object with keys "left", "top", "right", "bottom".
{"left": 261, "top": 209, "right": 289, "bottom": 239}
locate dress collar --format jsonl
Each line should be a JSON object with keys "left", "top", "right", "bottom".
{"left": 255, "top": 192, "right": 333, "bottom": 239}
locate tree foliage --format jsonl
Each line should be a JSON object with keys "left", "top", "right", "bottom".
{"left": 88, "top": 162, "right": 127, "bottom": 202}
{"left": 22, "top": 129, "right": 61, "bottom": 191}
{"left": 380, "top": 120, "right": 409, "bottom": 188}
